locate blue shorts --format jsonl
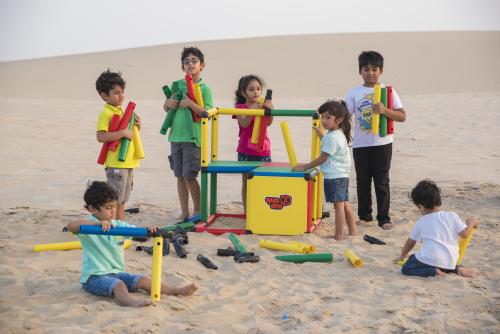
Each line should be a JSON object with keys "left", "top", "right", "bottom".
{"left": 402, "top": 254, "right": 458, "bottom": 277}
{"left": 82, "top": 272, "right": 143, "bottom": 297}
{"left": 324, "top": 177, "right": 349, "bottom": 203}
{"left": 237, "top": 152, "right": 271, "bottom": 162}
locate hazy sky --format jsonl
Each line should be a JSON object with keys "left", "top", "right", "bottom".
{"left": 1, "top": 0, "right": 499, "bottom": 62}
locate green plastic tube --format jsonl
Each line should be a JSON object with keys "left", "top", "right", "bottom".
{"left": 275, "top": 253, "right": 333, "bottom": 263}
{"left": 161, "top": 221, "right": 194, "bottom": 232}
{"left": 270, "top": 109, "right": 315, "bottom": 117}
{"left": 118, "top": 114, "right": 135, "bottom": 161}
{"left": 160, "top": 82, "right": 180, "bottom": 135}
{"left": 229, "top": 233, "right": 247, "bottom": 253}
{"left": 379, "top": 87, "right": 387, "bottom": 137}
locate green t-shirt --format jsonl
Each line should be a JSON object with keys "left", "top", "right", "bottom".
{"left": 168, "top": 78, "right": 213, "bottom": 147}
{"left": 75, "top": 216, "right": 135, "bottom": 283}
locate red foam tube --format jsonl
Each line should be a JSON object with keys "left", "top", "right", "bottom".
{"left": 257, "top": 116, "right": 268, "bottom": 151}
{"left": 108, "top": 101, "right": 136, "bottom": 151}
{"left": 387, "top": 86, "right": 394, "bottom": 135}
{"left": 185, "top": 74, "right": 200, "bottom": 122}
{"left": 97, "top": 114, "right": 121, "bottom": 165}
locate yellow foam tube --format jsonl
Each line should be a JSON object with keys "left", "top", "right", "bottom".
{"left": 211, "top": 114, "right": 219, "bottom": 161}
{"left": 397, "top": 258, "right": 407, "bottom": 266}
{"left": 259, "top": 240, "right": 310, "bottom": 254}
{"left": 316, "top": 172, "right": 324, "bottom": 220}
{"left": 288, "top": 241, "right": 317, "bottom": 253}
{"left": 132, "top": 125, "right": 144, "bottom": 159}
{"left": 193, "top": 83, "right": 205, "bottom": 108}
{"left": 251, "top": 116, "right": 262, "bottom": 144}
{"left": 218, "top": 108, "right": 265, "bottom": 116}
{"left": 457, "top": 227, "right": 476, "bottom": 265}
{"left": 34, "top": 239, "right": 132, "bottom": 252}
{"left": 280, "top": 121, "right": 297, "bottom": 168}
{"left": 372, "top": 84, "right": 381, "bottom": 134}
{"left": 344, "top": 249, "right": 363, "bottom": 268}
{"left": 201, "top": 117, "right": 209, "bottom": 167}
{"left": 150, "top": 236, "right": 163, "bottom": 301}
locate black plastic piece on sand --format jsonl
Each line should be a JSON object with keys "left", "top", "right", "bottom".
{"left": 217, "top": 247, "right": 239, "bottom": 257}
{"left": 125, "top": 207, "right": 140, "bottom": 214}
{"left": 197, "top": 254, "right": 218, "bottom": 270}
{"left": 364, "top": 235, "right": 386, "bottom": 245}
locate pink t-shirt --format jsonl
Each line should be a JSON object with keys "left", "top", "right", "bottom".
{"left": 235, "top": 103, "right": 271, "bottom": 157}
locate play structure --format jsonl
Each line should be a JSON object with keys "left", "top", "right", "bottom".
{"left": 182, "top": 104, "right": 325, "bottom": 235}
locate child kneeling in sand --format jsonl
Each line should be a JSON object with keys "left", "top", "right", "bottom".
{"left": 394, "top": 179, "right": 479, "bottom": 278}
{"left": 67, "top": 181, "right": 197, "bottom": 307}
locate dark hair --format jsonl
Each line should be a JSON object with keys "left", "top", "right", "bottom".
{"left": 411, "top": 179, "right": 442, "bottom": 210}
{"left": 358, "top": 51, "right": 384, "bottom": 73}
{"left": 84, "top": 181, "right": 118, "bottom": 210}
{"left": 181, "top": 46, "right": 205, "bottom": 63}
{"left": 234, "top": 75, "right": 264, "bottom": 105}
{"left": 95, "top": 69, "right": 125, "bottom": 94}
{"left": 317, "top": 99, "right": 352, "bottom": 144}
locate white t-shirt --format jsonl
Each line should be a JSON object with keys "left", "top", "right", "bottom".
{"left": 320, "top": 130, "right": 351, "bottom": 179}
{"left": 345, "top": 84, "right": 403, "bottom": 148}
{"left": 410, "top": 211, "right": 467, "bottom": 269}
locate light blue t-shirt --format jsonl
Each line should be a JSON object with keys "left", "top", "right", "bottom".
{"left": 75, "top": 216, "right": 135, "bottom": 283}
{"left": 320, "top": 130, "right": 351, "bottom": 179}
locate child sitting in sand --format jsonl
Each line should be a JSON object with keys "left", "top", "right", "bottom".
{"left": 67, "top": 181, "right": 197, "bottom": 307}
{"left": 394, "top": 179, "right": 479, "bottom": 278}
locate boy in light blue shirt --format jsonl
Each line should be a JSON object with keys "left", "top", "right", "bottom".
{"left": 67, "top": 181, "right": 197, "bottom": 307}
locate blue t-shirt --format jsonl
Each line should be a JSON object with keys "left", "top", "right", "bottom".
{"left": 320, "top": 130, "right": 351, "bottom": 179}
{"left": 75, "top": 216, "right": 135, "bottom": 283}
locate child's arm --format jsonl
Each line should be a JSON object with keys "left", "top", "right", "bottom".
{"left": 163, "top": 94, "right": 179, "bottom": 112}
{"left": 133, "top": 114, "right": 141, "bottom": 130}
{"left": 96, "top": 129, "right": 133, "bottom": 143}
{"left": 237, "top": 115, "right": 252, "bottom": 128}
{"left": 393, "top": 238, "right": 416, "bottom": 263}
{"left": 458, "top": 218, "right": 479, "bottom": 239}
{"left": 180, "top": 93, "right": 207, "bottom": 116}
{"left": 292, "top": 152, "right": 329, "bottom": 172}
{"left": 373, "top": 103, "right": 406, "bottom": 122}
{"left": 313, "top": 126, "right": 324, "bottom": 139}
{"left": 67, "top": 219, "right": 113, "bottom": 233}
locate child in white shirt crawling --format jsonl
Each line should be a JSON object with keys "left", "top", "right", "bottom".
{"left": 394, "top": 179, "right": 479, "bottom": 278}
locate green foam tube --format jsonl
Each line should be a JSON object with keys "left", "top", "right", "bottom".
{"left": 379, "top": 87, "right": 387, "bottom": 137}
{"left": 161, "top": 221, "right": 194, "bottom": 232}
{"left": 229, "top": 233, "right": 247, "bottom": 253}
{"left": 160, "top": 82, "right": 179, "bottom": 135}
{"left": 275, "top": 253, "right": 333, "bottom": 263}
{"left": 118, "top": 114, "right": 135, "bottom": 161}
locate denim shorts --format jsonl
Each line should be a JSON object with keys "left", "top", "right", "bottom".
{"left": 169, "top": 142, "right": 201, "bottom": 180}
{"left": 324, "top": 177, "right": 349, "bottom": 203}
{"left": 105, "top": 168, "right": 133, "bottom": 204}
{"left": 237, "top": 152, "right": 271, "bottom": 162}
{"left": 402, "top": 254, "right": 458, "bottom": 277}
{"left": 82, "top": 272, "right": 143, "bottom": 297}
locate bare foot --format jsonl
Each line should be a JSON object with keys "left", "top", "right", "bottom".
{"left": 380, "top": 222, "right": 393, "bottom": 230}
{"left": 436, "top": 268, "right": 447, "bottom": 276}
{"left": 167, "top": 283, "right": 198, "bottom": 296}
{"left": 458, "top": 266, "right": 478, "bottom": 278}
{"left": 334, "top": 235, "right": 344, "bottom": 241}
{"left": 129, "top": 298, "right": 153, "bottom": 307}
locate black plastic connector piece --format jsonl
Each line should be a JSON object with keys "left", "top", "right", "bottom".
{"left": 197, "top": 254, "right": 218, "bottom": 270}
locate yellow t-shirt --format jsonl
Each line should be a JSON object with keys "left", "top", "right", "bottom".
{"left": 96, "top": 104, "right": 140, "bottom": 168}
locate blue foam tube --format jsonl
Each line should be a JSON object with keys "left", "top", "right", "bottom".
{"left": 79, "top": 225, "right": 149, "bottom": 237}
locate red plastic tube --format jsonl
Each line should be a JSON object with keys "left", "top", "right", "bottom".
{"left": 185, "top": 74, "right": 200, "bottom": 122}
{"left": 257, "top": 116, "right": 268, "bottom": 150}
{"left": 108, "top": 101, "right": 136, "bottom": 151}
{"left": 97, "top": 114, "right": 121, "bottom": 165}
{"left": 387, "top": 86, "right": 394, "bottom": 135}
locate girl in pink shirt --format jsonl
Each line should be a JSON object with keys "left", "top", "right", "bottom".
{"left": 234, "top": 75, "right": 274, "bottom": 210}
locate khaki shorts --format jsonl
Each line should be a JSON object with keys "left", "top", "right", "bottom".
{"left": 169, "top": 142, "right": 201, "bottom": 180}
{"left": 105, "top": 168, "right": 133, "bottom": 204}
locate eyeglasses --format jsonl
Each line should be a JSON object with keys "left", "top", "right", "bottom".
{"left": 182, "top": 59, "right": 200, "bottom": 66}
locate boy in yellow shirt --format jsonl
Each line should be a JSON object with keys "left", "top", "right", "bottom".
{"left": 95, "top": 70, "right": 140, "bottom": 220}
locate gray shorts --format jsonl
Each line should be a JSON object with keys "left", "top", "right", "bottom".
{"left": 105, "top": 168, "right": 133, "bottom": 204}
{"left": 169, "top": 142, "right": 201, "bottom": 180}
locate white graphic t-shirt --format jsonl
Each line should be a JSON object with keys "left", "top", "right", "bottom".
{"left": 345, "top": 84, "right": 403, "bottom": 148}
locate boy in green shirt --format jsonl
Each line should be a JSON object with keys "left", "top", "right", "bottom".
{"left": 67, "top": 181, "right": 197, "bottom": 307}
{"left": 163, "top": 47, "right": 213, "bottom": 220}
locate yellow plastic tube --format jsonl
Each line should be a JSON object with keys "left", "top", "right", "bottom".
{"left": 218, "top": 108, "right": 265, "bottom": 116}
{"left": 316, "top": 172, "right": 324, "bottom": 220}
{"left": 311, "top": 118, "right": 320, "bottom": 160}
{"left": 259, "top": 240, "right": 310, "bottom": 254}
{"left": 211, "top": 114, "right": 219, "bottom": 161}
{"left": 193, "top": 83, "right": 205, "bottom": 108}
{"left": 289, "top": 241, "right": 317, "bottom": 253}
{"left": 132, "top": 125, "right": 145, "bottom": 159}
{"left": 201, "top": 117, "right": 209, "bottom": 167}
{"left": 312, "top": 175, "right": 318, "bottom": 223}
{"left": 206, "top": 108, "right": 218, "bottom": 117}
{"left": 33, "top": 239, "right": 132, "bottom": 252}
{"left": 251, "top": 116, "right": 262, "bottom": 144}
{"left": 397, "top": 258, "right": 407, "bottom": 266}
{"left": 150, "top": 236, "right": 163, "bottom": 301}
{"left": 372, "top": 84, "right": 381, "bottom": 135}
{"left": 344, "top": 249, "right": 363, "bottom": 268}
{"left": 457, "top": 227, "right": 476, "bottom": 265}
{"left": 280, "top": 121, "right": 297, "bottom": 168}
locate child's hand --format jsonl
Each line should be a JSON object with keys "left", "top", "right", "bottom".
{"left": 372, "top": 103, "right": 386, "bottom": 115}
{"left": 313, "top": 126, "right": 323, "bottom": 137}
{"left": 134, "top": 114, "right": 141, "bottom": 130}
{"left": 393, "top": 254, "right": 406, "bottom": 264}
{"left": 466, "top": 218, "right": 479, "bottom": 228}
{"left": 292, "top": 164, "right": 306, "bottom": 172}
{"left": 100, "top": 220, "right": 112, "bottom": 231}
{"left": 164, "top": 96, "right": 179, "bottom": 111}
{"left": 147, "top": 226, "right": 159, "bottom": 234}
{"left": 120, "top": 129, "right": 134, "bottom": 140}
{"left": 180, "top": 93, "right": 192, "bottom": 109}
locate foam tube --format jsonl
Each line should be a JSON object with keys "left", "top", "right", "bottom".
{"left": 132, "top": 125, "right": 144, "bottom": 159}
{"left": 193, "top": 83, "right": 205, "bottom": 108}
{"left": 97, "top": 114, "right": 121, "bottom": 165}
{"left": 280, "top": 121, "right": 298, "bottom": 167}
{"left": 185, "top": 74, "right": 200, "bottom": 122}
{"left": 288, "top": 241, "right": 317, "bottom": 253}
{"left": 344, "top": 249, "right": 363, "bottom": 268}
{"left": 108, "top": 101, "right": 136, "bottom": 151}
{"left": 386, "top": 86, "right": 395, "bottom": 134}
{"left": 251, "top": 116, "right": 262, "bottom": 144}
{"left": 457, "top": 227, "right": 476, "bottom": 265}
{"left": 160, "top": 83, "right": 178, "bottom": 135}
{"left": 228, "top": 233, "right": 247, "bottom": 253}
{"left": 218, "top": 108, "right": 265, "bottom": 116}
{"left": 259, "top": 240, "right": 310, "bottom": 254}
{"left": 118, "top": 114, "right": 135, "bottom": 162}
{"left": 275, "top": 253, "right": 333, "bottom": 263}
{"left": 379, "top": 87, "right": 387, "bottom": 137}
{"left": 33, "top": 239, "right": 132, "bottom": 252}
{"left": 150, "top": 236, "right": 163, "bottom": 301}
{"left": 371, "top": 84, "right": 381, "bottom": 135}
{"left": 201, "top": 116, "right": 209, "bottom": 167}
{"left": 79, "top": 225, "right": 149, "bottom": 237}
